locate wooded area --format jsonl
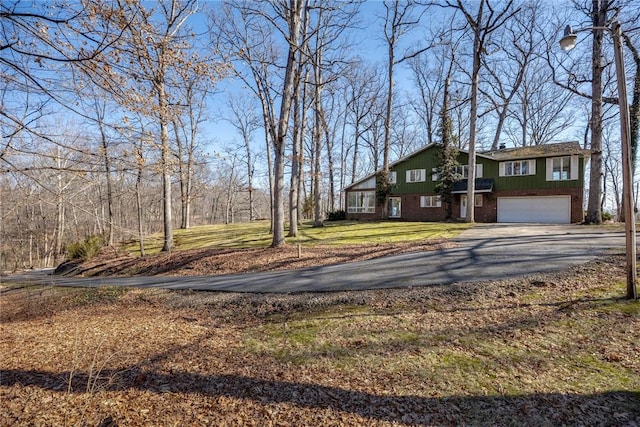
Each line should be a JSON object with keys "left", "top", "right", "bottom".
{"left": 1, "top": 0, "right": 639, "bottom": 271}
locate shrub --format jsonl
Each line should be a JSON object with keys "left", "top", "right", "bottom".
{"left": 326, "top": 210, "right": 346, "bottom": 221}
{"left": 602, "top": 211, "right": 613, "bottom": 221}
{"left": 66, "top": 235, "right": 105, "bottom": 261}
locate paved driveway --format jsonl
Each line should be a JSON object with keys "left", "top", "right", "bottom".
{"left": 0, "top": 224, "right": 627, "bottom": 293}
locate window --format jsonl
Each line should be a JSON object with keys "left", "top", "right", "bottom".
{"left": 406, "top": 169, "right": 426, "bottom": 183}
{"left": 546, "top": 156, "right": 578, "bottom": 181}
{"left": 432, "top": 164, "right": 483, "bottom": 181}
{"left": 474, "top": 194, "right": 483, "bottom": 207}
{"left": 500, "top": 160, "right": 536, "bottom": 176}
{"left": 388, "top": 171, "right": 397, "bottom": 184}
{"left": 351, "top": 176, "right": 376, "bottom": 189}
{"left": 347, "top": 191, "right": 376, "bottom": 213}
{"left": 420, "top": 195, "right": 441, "bottom": 208}
{"left": 553, "top": 157, "right": 570, "bottom": 180}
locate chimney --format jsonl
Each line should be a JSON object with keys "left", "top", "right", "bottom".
{"left": 498, "top": 142, "right": 506, "bottom": 150}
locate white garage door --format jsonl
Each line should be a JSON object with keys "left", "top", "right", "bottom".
{"left": 497, "top": 196, "right": 571, "bottom": 224}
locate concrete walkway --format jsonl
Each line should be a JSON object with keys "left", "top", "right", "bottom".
{"left": 0, "top": 224, "right": 627, "bottom": 293}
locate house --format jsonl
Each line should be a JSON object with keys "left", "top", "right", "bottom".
{"left": 343, "top": 141, "right": 589, "bottom": 224}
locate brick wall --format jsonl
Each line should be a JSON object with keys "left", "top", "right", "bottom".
{"left": 346, "top": 187, "right": 584, "bottom": 223}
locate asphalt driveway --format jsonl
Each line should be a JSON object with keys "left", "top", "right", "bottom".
{"left": 0, "top": 224, "right": 628, "bottom": 293}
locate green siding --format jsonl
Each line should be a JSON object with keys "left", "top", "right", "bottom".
{"left": 390, "top": 145, "right": 440, "bottom": 194}
{"left": 385, "top": 146, "right": 585, "bottom": 196}
{"left": 493, "top": 157, "right": 585, "bottom": 191}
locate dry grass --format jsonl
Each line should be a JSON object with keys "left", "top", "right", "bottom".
{"left": 1, "top": 254, "right": 639, "bottom": 426}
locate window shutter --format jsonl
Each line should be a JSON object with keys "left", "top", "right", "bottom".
{"left": 546, "top": 158, "right": 553, "bottom": 181}
{"left": 529, "top": 159, "right": 536, "bottom": 175}
{"left": 436, "top": 197, "right": 442, "bottom": 208}
{"left": 406, "top": 170, "right": 411, "bottom": 182}
{"left": 570, "top": 156, "right": 579, "bottom": 180}
{"left": 499, "top": 163, "right": 505, "bottom": 177}
{"left": 476, "top": 164, "right": 483, "bottom": 178}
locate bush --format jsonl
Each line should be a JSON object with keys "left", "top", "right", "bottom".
{"left": 602, "top": 211, "right": 613, "bottom": 221}
{"left": 326, "top": 210, "right": 346, "bottom": 221}
{"left": 66, "top": 235, "right": 105, "bottom": 261}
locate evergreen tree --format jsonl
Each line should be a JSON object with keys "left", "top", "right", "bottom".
{"left": 434, "top": 75, "right": 460, "bottom": 220}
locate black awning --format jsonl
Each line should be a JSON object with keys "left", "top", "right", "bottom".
{"left": 451, "top": 178, "right": 494, "bottom": 194}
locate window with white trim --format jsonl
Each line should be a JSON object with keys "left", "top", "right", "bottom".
{"left": 474, "top": 194, "right": 483, "bottom": 207}
{"left": 546, "top": 156, "right": 578, "bottom": 181}
{"left": 456, "top": 164, "right": 483, "bottom": 179}
{"left": 347, "top": 191, "right": 376, "bottom": 213}
{"left": 432, "top": 164, "right": 482, "bottom": 181}
{"left": 388, "top": 171, "right": 397, "bottom": 184}
{"left": 406, "top": 169, "right": 426, "bottom": 183}
{"left": 420, "top": 195, "right": 441, "bottom": 208}
{"left": 499, "top": 159, "right": 536, "bottom": 176}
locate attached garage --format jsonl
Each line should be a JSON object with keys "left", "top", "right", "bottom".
{"left": 497, "top": 196, "right": 571, "bottom": 224}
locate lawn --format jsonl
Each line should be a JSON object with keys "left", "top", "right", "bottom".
{"left": 124, "top": 220, "right": 471, "bottom": 255}
{"left": 1, "top": 254, "right": 638, "bottom": 425}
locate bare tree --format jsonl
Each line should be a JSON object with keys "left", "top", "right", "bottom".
{"left": 506, "top": 59, "right": 576, "bottom": 146}
{"left": 480, "top": 2, "right": 537, "bottom": 150}
{"left": 343, "top": 62, "right": 383, "bottom": 183}
{"left": 211, "top": 0, "right": 307, "bottom": 247}
{"left": 0, "top": 1, "right": 126, "bottom": 137}
{"left": 93, "top": 0, "right": 216, "bottom": 251}
{"left": 224, "top": 94, "right": 261, "bottom": 222}
{"left": 172, "top": 67, "right": 211, "bottom": 230}
{"left": 380, "top": 0, "right": 430, "bottom": 213}
{"left": 446, "top": 0, "right": 518, "bottom": 222}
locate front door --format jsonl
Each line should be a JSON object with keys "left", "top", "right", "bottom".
{"left": 388, "top": 197, "right": 401, "bottom": 218}
{"left": 460, "top": 195, "right": 467, "bottom": 218}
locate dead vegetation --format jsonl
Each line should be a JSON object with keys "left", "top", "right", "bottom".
{"left": 1, "top": 254, "right": 639, "bottom": 426}
{"left": 54, "top": 239, "right": 455, "bottom": 278}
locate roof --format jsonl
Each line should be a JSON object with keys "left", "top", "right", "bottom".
{"left": 481, "top": 141, "right": 590, "bottom": 161}
{"left": 452, "top": 178, "right": 494, "bottom": 194}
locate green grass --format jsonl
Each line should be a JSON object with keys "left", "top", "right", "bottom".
{"left": 240, "top": 278, "right": 640, "bottom": 398}
{"left": 124, "top": 220, "right": 470, "bottom": 255}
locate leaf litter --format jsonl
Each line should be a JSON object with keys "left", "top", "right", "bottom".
{"left": 1, "top": 253, "right": 639, "bottom": 426}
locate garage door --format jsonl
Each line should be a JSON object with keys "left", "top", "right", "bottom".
{"left": 497, "top": 196, "right": 571, "bottom": 224}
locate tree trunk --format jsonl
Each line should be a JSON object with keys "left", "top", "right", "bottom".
{"left": 135, "top": 146, "right": 146, "bottom": 257}
{"left": 160, "top": 90, "right": 174, "bottom": 252}
{"left": 97, "top": 114, "right": 114, "bottom": 246}
{"left": 351, "top": 118, "right": 360, "bottom": 184}
{"left": 54, "top": 148, "right": 65, "bottom": 259}
{"left": 465, "top": 1, "right": 484, "bottom": 224}
{"left": 288, "top": 75, "right": 305, "bottom": 237}
{"left": 585, "top": 0, "right": 606, "bottom": 225}
{"left": 312, "top": 45, "right": 324, "bottom": 227}
{"left": 271, "top": 0, "right": 304, "bottom": 247}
